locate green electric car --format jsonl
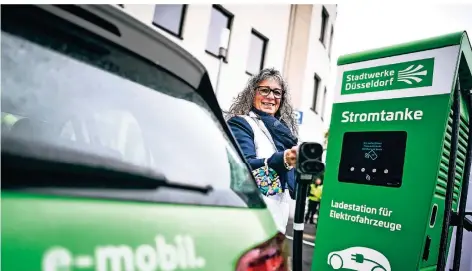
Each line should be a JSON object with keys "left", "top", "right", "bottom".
{"left": 1, "top": 5, "right": 289, "bottom": 271}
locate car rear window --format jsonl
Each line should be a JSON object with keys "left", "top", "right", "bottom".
{"left": 1, "top": 6, "right": 263, "bottom": 208}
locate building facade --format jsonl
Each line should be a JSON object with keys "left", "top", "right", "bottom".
{"left": 119, "top": 4, "right": 336, "bottom": 218}
{"left": 286, "top": 5, "right": 337, "bottom": 145}
{"left": 119, "top": 4, "right": 336, "bottom": 142}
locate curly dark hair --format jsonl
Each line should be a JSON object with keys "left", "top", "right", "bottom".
{"left": 225, "top": 67, "right": 298, "bottom": 136}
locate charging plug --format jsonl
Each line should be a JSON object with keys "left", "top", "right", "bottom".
{"left": 351, "top": 254, "right": 364, "bottom": 263}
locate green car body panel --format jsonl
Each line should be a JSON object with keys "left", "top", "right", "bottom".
{"left": 2, "top": 192, "right": 278, "bottom": 271}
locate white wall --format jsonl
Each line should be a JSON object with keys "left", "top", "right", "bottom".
{"left": 296, "top": 4, "right": 337, "bottom": 146}
{"left": 285, "top": 4, "right": 337, "bottom": 220}
{"left": 122, "top": 4, "right": 291, "bottom": 112}
{"left": 122, "top": 4, "right": 336, "bottom": 140}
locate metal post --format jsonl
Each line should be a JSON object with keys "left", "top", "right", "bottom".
{"left": 292, "top": 174, "right": 312, "bottom": 271}
{"left": 215, "top": 50, "right": 225, "bottom": 96}
{"left": 214, "top": 28, "right": 230, "bottom": 98}
{"left": 292, "top": 182, "right": 308, "bottom": 271}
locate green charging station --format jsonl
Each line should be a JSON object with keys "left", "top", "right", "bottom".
{"left": 312, "top": 31, "right": 472, "bottom": 271}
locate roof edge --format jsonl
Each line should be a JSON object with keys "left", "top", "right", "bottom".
{"left": 337, "top": 31, "right": 465, "bottom": 66}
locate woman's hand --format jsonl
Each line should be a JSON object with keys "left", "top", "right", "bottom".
{"left": 284, "top": 146, "right": 298, "bottom": 168}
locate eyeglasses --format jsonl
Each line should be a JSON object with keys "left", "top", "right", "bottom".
{"left": 256, "top": 86, "right": 284, "bottom": 99}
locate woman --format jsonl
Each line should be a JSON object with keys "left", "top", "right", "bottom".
{"left": 226, "top": 68, "right": 299, "bottom": 234}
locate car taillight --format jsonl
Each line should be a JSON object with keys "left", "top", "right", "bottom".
{"left": 236, "top": 232, "right": 289, "bottom": 271}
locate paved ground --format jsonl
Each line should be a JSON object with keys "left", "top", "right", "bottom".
{"left": 285, "top": 217, "right": 318, "bottom": 271}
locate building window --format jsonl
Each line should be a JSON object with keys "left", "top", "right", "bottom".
{"left": 319, "top": 6, "right": 329, "bottom": 45}
{"left": 312, "top": 74, "right": 321, "bottom": 113}
{"left": 321, "top": 87, "right": 327, "bottom": 120}
{"left": 205, "top": 5, "right": 233, "bottom": 60}
{"left": 246, "top": 29, "right": 268, "bottom": 76}
{"left": 328, "top": 26, "right": 334, "bottom": 57}
{"left": 152, "top": 4, "right": 187, "bottom": 38}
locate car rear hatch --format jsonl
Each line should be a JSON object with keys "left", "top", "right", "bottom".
{"left": 1, "top": 4, "right": 290, "bottom": 271}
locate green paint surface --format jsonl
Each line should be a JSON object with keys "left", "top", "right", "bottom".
{"left": 312, "top": 94, "right": 451, "bottom": 271}
{"left": 1, "top": 192, "right": 278, "bottom": 271}
{"left": 338, "top": 32, "right": 464, "bottom": 65}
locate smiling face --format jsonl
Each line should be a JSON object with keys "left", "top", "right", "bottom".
{"left": 253, "top": 78, "right": 283, "bottom": 116}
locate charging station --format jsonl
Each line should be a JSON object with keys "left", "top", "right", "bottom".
{"left": 311, "top": 31, "right": 472, "bottom": 271}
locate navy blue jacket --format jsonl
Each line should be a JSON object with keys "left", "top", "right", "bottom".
{"left": 227, "top": 112, "right": 297, "bottom": 198}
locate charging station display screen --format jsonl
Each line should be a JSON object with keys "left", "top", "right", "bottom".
{"left": 338, "top": 131, "right": 407, "bottom": 187}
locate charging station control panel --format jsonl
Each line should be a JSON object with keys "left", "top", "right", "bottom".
{"left": 338, "top": 131, "right": 408, "bottom": 187}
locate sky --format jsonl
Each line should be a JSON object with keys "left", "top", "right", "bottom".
{"left": 333, "top": 3, "right": 472, "bottom": 57}
{"left": 324, "top": 3, "right": 472, "bottom": 128}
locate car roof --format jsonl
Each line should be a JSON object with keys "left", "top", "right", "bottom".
{"left": 37, "top": 5, "right": 208, "bottom": 90}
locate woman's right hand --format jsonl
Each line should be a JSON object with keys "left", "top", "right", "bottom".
{"left": 284, "top": 146, "right": 298, "bottom": 168}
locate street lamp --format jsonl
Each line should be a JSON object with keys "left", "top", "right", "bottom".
{"left": 215, "top": 28, "right": 230, "bottom": 98}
